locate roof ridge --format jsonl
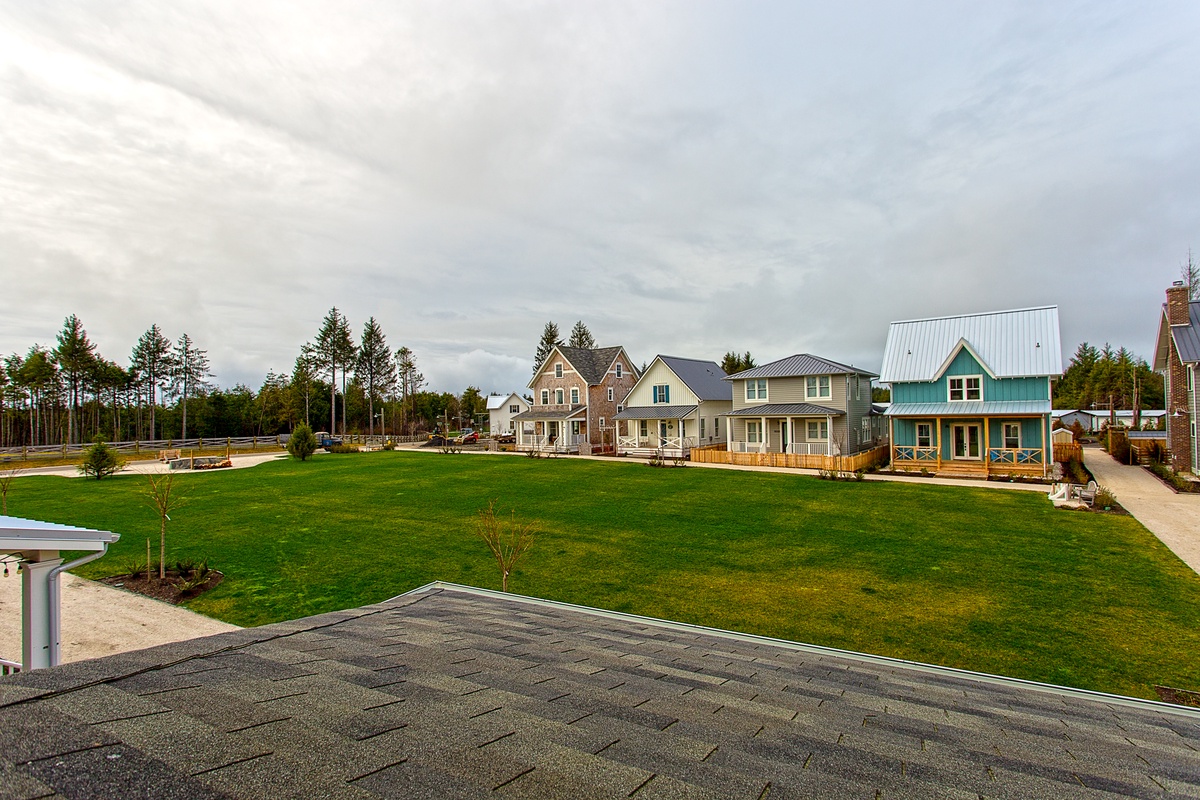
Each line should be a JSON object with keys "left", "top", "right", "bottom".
{"left": 890, "top": 305, "right": 1058, "bottom": 325}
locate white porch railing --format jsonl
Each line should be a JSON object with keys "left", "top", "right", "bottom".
{"left": 618, "top": 436, "right": 695, "bottom": 452}
{"left": 520, "top": 434, "right": 583, "bottom": 453}
{"left": 0, "top": 658, "right": 20, "bottom": 675}
{"left": 784, "top": 442, "right": 839, "bottom": 456}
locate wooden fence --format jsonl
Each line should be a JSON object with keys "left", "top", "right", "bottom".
{"left": 690, "top": 444, "right": 890, "bottom": 472}
{"left": 1053, "top": 442, "right": 1083, "bottom": 463}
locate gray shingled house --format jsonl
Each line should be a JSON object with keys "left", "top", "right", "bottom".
{"left": 2, "top": 583, "right": 1198, "bottom": 798}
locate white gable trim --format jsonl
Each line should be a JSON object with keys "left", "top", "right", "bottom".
{"left": 934, "top": 339, "right": 997, "bottom": 381}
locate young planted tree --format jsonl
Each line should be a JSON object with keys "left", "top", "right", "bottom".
{"left": 145, "top": 472, "right": 185, "bottom": 579}
{"left": 568, "top": 321, "right": 595, "bottom": 349}
{"left": 356, "top": 317, "right": 395, "bottom": 437}
{"left": 54, "top": 315, "right": 98, "bottom": 444}
{"left": 170, "top": 334, "right": 211, "bottom": 441}
{"left": 287, "top": 423, "right": 318, "bottom": 460}
{"left": 532, "top": 322, "right": 562, "bottom": 374}
{"left": 0, "top": 467, "right": 22, "bottom": 514}
{"left": 1183, "top": 249, "right": 1199, "bottom": 301}
{"left": 474, "top": 499, "right": 535, "bottom": 592}
{"left": 131, "top": 324, "right": 174, "bottom": 440}
{"left": 79, "top": 438, "right": 122, "bottom": 479}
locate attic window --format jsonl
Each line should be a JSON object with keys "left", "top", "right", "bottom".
{"left": 616, "top": 363, "right": 622, "bottom": 378}
{"left": 554, "top": 363, "right": 563, "bottom": 378}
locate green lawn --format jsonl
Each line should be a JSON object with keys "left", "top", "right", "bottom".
{"left": 10, "top": 451, "right": 1200, "bottom": 700}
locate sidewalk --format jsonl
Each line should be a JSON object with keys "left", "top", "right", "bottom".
{"left": 1083, "top": 446, "right": 1200, "bottom": 574}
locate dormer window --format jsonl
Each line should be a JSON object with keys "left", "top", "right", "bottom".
{"left": 805, "top": 376, "right": 830, "bottom": 399}
{"left": 554, "top": 363, "right": 563, "bottom": 378}
{"left": 948, "top": 376, "right": 982, "bottom": 402}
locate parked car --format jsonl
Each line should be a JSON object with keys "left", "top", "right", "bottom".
{"left": 455, "top": 428, "right": 479, "bottom": 444}
{"left": 314, "top": 432, "right": 343, "bottom": 448}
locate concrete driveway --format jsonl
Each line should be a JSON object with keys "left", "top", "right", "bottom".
{"left": 1083, "top": 445, "right": 1200, "bottom": 574}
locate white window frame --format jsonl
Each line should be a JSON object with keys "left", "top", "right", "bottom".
{"left": 806, "top": 376, "right": 831, "bottom": 399}
{"left": 616, "top": 363, "right": 622, "bottom": 378}
{"left": 571, "top": 421, "right": 581, "bottom": 436}
{"left": 948, "top": 375, "right": 983, "bottom": 402}
{"left": 540, "top": 389, "right": 549, "bottom": 405}
{"left": 745, "top": 379, "right": 767, "bottom": 401}
{"left": 855, "top": 376, "right": 862, "bottom": 401}
{"left": 700, "top": 417, "right": 706, "bottom": 439}
{"left": 653, "top": 384, "right": 670, "bottom": 403}
{"left": 747, "top": 421, "right": 762, "bottom": 444}
{"left": 555, "top": 388, "right": 564, "bottom": 404}
{"left": 861, "top": 417, "right": 870, "bottom": 441}
{"left": 617, "top": 404, "right": 623, "bottom": 412}
{"left": 570, "top": 387, "right": 579, "bottom": 404}
{"left": 806, "top": 420, "right": 829, "bottom": 441}
{"left": 599, "top": 416, "right": 606, "bottom": 428}
{"left": 509, "top": 404, "right": 519, "bottom": 414}
{"left": 554, "top": 363, "right": 563, "bottom": 378}
{"left": 916, "top": 422, "right": 932, "bottom": 448}
{"left": 607, "top": 387, "right": 614, "bottom": 402}
{"left": 1003, "top": 422, "right": 1021, "bottom": 449}
{"left": 640, "top": 420, "right": 648, "bottom": 437}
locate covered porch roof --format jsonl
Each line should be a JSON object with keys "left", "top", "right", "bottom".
{"left": 613, "top": 405, "right": 698, "bottom": 421}
{"left": 511, "top": 406, "right": 586, "bottom": 421}
{"left": 724, "top": 403, "right": 845, "bottom": 417}
{"left": 886, "top": 401, "right": 1050, "bottom": 417}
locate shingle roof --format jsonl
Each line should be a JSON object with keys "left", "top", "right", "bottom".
{"left": 1170, "top": 301, "right": 1200, "bottom": 363}
{"left": 725, "top": 403, "right": 847, "bottom": 417}
{"left": 613, "top": 405, "right": 698, "bottom": 420}
{"left": 2, "top": 584, "right": 1197, "bottom": 798}
{"left": 879, "top": 306, "right": 1062, "bottom": 383}
{"left": 656, "top": 356, "right": 731, "bottom": 400}
{"left": 557, "top": 346, "right": 626, "bottom": 385}
{"left": 725, "top": 353, "right": 876, "bottom": 381}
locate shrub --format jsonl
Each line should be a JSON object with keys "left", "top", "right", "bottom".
{"left": 1106, "top": 429, "right": 1131, "bottom": 464}
{"left": 287, "top": 425, "right": 318, "bottom": 461}
{"left": 328, "top": 443, "right": 361, "bottom": 454}
{"left": 1095, "top": 486, "right": 1118, "bottom": 509}
{"left": 79, "top": 438, "right": 123, "bottom": 480}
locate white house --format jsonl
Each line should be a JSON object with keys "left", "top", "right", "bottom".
{"left": 486, "top": 392, "right": 530, "bottom": 435}
{"left": 613, "top": 355, "right": 731, "bottom": 457}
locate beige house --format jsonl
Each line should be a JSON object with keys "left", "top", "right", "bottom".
{"left": 724, "top": 354, "right": 882, "bottom": 455}
{"left": 514, "top": 345, "right": 639, "bottom": 453}
{"left": 613, "top": 356, "right": 731, "bottom": 457}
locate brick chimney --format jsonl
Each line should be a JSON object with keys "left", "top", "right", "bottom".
{"left": 1167, "top": 281, "right": 1191, "bottom": 326}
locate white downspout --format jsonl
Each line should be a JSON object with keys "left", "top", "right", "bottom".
{"left": 47, "top": 544, "right": 111, "bottom": 667}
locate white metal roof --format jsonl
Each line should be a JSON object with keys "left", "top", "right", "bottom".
{"left": 486, "top": 393, "right": 525, "bottom": 411}
{"left": 879, "top": 306, "right": 1062, "bottom": 384}
{"left": 0, "top": 515, "right": 119, "bottom": 554}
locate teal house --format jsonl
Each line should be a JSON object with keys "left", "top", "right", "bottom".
{"left": 879, "top": 306, "right": 1062, "bottom": 477}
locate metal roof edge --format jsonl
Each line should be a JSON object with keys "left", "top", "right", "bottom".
{"left": 391, "top": 582, "right": 1200, "bottom": 720}
{"left": 889, "top": 305, "right": 1059, "bottom": 326}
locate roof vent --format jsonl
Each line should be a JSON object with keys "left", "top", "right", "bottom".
{"left": 1173, "top": 280, "right": 1185, "bottom": 287}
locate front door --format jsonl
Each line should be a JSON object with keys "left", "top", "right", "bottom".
{"left": 780, "top": 420, "right": 789, "bottom": 453}
{"left": 952, "top": 424, "right": 980, "bottom": 459}
{"left": 659, "top": 421, "right": 668, "bottom": 446}
{"left": 548, "top": 421, "right": 559, "bottom": 444}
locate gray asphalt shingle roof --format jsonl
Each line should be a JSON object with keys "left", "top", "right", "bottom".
{"left": 1170, "top": 301, "right": 1200, "bottom": 363}
{"left": 725, "top": 354, "right": 876, "bottom": 381}
{"left": 1, "top": 584, "right": 1197, "bottom": 799}
{"left": 556, "top": 346, "right": 626, "bottom": 385}
{"left": 656, "top": 356, "right": 730, "bottom": 400}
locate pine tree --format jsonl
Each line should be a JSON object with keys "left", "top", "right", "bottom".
{"left": 1183, "top": 249, "right": 1199, "bottom": 301}
{"left": 394, "top": 346, "right": 425, "bottom": 434}
{"left": 305, "top": 308, "right": 347, "bottom": 436}
{"left": 131, "top": 324, "right": 174, "bottom": 440}
{"left": 170, "top": 333, "right": 211, "bottom": 441}
{"left": 335, "top": 313, "right": 357, "bottom": 436}
{"left": 533, "top": 322, "right": 562, "bottom": 374}
{"left": 720, "top": 351, "right": 757, "bottom": 375}
{"left": 53, "top": 315, "right": 97, "bottom": 444}
{"left": 356, "top": 317, "right": 395, "bottom": 437}
{"left": 568, "top": 321, "right": 595, "bottom": 349}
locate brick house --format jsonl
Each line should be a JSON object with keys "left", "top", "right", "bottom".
{"left": 514, "top": 345, "right": 639, "bottom": 453}
{"left": 1152, "top": 281, "right": 1200, "bottom": 475}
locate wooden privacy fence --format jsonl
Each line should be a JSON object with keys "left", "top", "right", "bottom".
{"left": 690, "top": 444, "right": 890, "bottom": 472}
{"left": 1053, "top": 442, "right": 1083, "bottom": 463}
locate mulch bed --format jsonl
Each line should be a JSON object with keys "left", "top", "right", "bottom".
{"left": 1155, "top": 685, "right": 1200, "bottom": 708}
{"left": 100, "top": 570, "right": 224, "bottom": 605}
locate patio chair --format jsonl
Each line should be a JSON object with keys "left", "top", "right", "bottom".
{"left": 1078, "top": 481, "right": 1098, "bottom": 506}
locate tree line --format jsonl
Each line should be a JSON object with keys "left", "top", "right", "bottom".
{"left": 1053, "top": 342, "right": 1164, "bottom": 412}
{"left": 0, "top": 310, "right": 494, "bottom": 448}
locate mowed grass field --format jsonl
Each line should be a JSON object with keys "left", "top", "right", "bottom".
{"left": 10, "top": 450, "right": 1200, "bottom": 700}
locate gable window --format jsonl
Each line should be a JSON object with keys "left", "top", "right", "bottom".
{"left": 806, "top": 420, "right": 829, "bottom": 440}
{"left": 746, "top": 421, "right": 762, "bottom": 444}
{"left": 1003, "top": 423, "right": 1021, "bottom": 449}
{"left": 652, "top": 384, "right": 670, "bottom": 403}
{"left": 540, "top": 389, "right": 549, "bottom": 405}
{"left": 948, "top": 376, "right": 982, "bottom": 402}
{"left": 745, "top": 379, "right": 767, "bottom": 401}
{"left": 555, "top": 389, "right": 564, "bottom": 404}
{"left": 554, "top": 363, "right": 563, "bottom": 378}
{"left": 805, "top": 376, "right": 831, "bottom": 399}
{"left": 916, "top": 422, "right": 932, "bottom": 448}
{"left": 509, "top": 404, "right": 519, "bottom": 413}
{"left": 616, "top": 363, "right": 622, "bottom": 378}
{"left": 607, "top": 387, "right": 614, "bottom": 402}
{"left": 570, "top": 387, "right": 579, "bottom": 404}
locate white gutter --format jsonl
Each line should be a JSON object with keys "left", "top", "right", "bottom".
{"left": 45, "top": 543, "right": 113, "bottom": 668}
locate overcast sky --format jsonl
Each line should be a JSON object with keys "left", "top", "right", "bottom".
{"left": 2, "top": 1, "right": 1198, "bottom": 394}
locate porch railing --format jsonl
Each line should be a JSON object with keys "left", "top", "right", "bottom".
{"left": 988, "top": 447, "right": 1043, "bottom": 465}
{"left": 784, "top": 442, "right": 838, "bottom": 456}
{"left": 893, "top": 445, "right": 938, "bottom": 462}
{"left": 0, "top": 658, "right": 20, "bottom": 675}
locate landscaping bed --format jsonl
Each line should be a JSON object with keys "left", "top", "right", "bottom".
{"left": 101, "top": 569, "right": 224, "bottom": 605}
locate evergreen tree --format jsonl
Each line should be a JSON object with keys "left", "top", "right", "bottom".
{"left": 290, "top": 355, "right": 317, "bottom": 429}
{"left": 355, "top": 317, "right": 395, "bottom": 437}
{"left": 567, "top": 321, "right": 595, "bottom": 349}
{"left": 1183, "top": 249, "right": 1199, "bottom": 301}
{"left": 460, "top": 386, "right": 485, "bottom": 428}
{"left": 53, "top": 315, "right": 97, "bottom": 444}
{"left": 305, "top": 308, "right": 348, "bottom": 436}
{"left": 395, "top": 346, "right": 424, "bottom": 434}
{"left": 131, "top": 324, "right": 174, "bottom": 440}
{"left": 720, "top": 351, "right": 757, "bottom": 375}
{"left": 170, "top": 333, "right": 211, "bottom": 440}
{"left": 335, "top": 313, "right": 357, "bottom": 436}
{"left": 533, "top": 322, "right": 562, "bottom": 373}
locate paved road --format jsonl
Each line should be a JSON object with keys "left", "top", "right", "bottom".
{"left": 1083, "top": 445, "right": 1200, "bottom": 574}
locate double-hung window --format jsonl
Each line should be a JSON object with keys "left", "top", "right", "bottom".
{"left": 509, "top": 404, "right": 519, "bottom": 414}
{"left": 916, "top": 422, "right": 932, "bottom": 448}
{"left": 540, "top": 389, "right": 549, "bottom": 405}
{"left": 861, "top": 417, "right": 870, "bottom": 442}
{"left": 570, "top": 388, "right": 579, "bottom": 404}
{"left": 948, "top": 376, "right": 982, "bottom": 402}
{"left": 806, "top": 376, "right": 831, "bottom": 399}
{"left": 554, "top": 363, "right": 563, "bottom": 378}
{"left": 652, "top": 384, "right": 670, "bottom": 403}
{"left": 555, "top": 389, "right": 564, "bottom": 404}
{"left": 640, "top": 420, "right": 648, "bottom": 437}
{"left": 1003, "top": 423, "right": 1021, "bottom": 449}
{"left": 607, "top": 387, "right": 614, "bottom": 402}
{"left": 806, "top": 420, "right": 828, "bottom": 440}
{"left": 615, "top": 363, "right": 622, "bottom": 378}
{"left": 746, "top": 421, "right": 762, "bottom": 444}
{"left": 745, "top": 379, "right": 767, "bottom": 401}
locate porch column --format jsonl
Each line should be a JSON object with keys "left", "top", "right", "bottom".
{"left": 827, "top": 415, "right": 833, "bottom": 457}
{"left": 936, "top": 416, "right": 943, "bottom": 472}
{"left": 760, "top": 416, "right": 767, "bottom": 454}
{"left": 726, "top": 416, "right": 733, "bottom": 451}
{"left": 785, "top": 416, "right": 792, "bottom": 455}
{"left": 984, "top": 417, "right": 991, "bottom": 476}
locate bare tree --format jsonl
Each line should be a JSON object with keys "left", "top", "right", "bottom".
{"left": 1183, "top": 248, "right": 1199, "bottom": 301}
{"left": 474, "top": 499, "right": 535, "bottom": 592}
{"left": 0, "top": 466, "right": 22, "bottom": 514}
{"left": 145, "top": 472, "right": 186, "bottom": 580}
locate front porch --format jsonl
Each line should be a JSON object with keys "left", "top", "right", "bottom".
{"left": 888, "top": 412, "right": 1051, "bottom": 478}
{"left": 511, "top": 408, "right": 587, "bottom": 454}
{"left": 725, "top": 404, "right": 846, "bottom": 457}
{"left": 613, "top": 405, "right": 699, "bottom": 458}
